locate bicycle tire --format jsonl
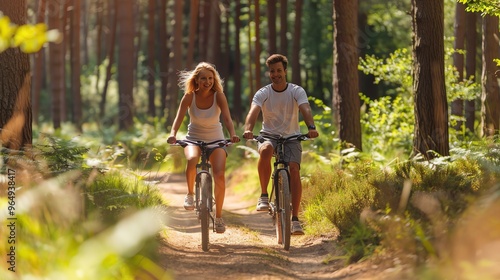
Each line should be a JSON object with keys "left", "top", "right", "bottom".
{"left": 276, "top": 169, "right": 291, "bottom": 250}
{"left": 199, "top": 172, "right": 212, "bottom": 252}
{"left": 269, "top": 179, "right": 282, "bottom": 245}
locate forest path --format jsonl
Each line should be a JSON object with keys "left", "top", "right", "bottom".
{"left": 153, "top": 173, "right": 399, "bottom": 280}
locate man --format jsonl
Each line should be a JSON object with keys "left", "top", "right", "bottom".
{"left": 243, "top": 54, "right": 319, "bottom": 235}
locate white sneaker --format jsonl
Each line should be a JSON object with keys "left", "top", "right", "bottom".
{"left": 291, "top": 221, "right": 304, "bottom": 235}
{"left": 215, "top": 218, "right": 226, "bottom": 233}
{"left": 184, "top": 194, "right": 195, "bottom": 210}
{"left": 256, "top": 196, "right": 269, "bottom": 211}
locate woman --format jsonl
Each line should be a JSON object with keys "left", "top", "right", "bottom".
{"left": 167, "top": 62, "right": 240, "bottom": 234}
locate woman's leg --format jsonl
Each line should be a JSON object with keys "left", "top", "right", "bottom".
{"left": 184, "top": 146, "right": 201, "bottom": 194}
{"left": 209, "top": 148, "right": 227, "bottom": 218}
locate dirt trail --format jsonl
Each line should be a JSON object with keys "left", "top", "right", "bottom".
{"left": 155, "top": 173, "right": 401, "bottom": 280}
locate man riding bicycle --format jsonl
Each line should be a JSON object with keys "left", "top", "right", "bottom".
{"left": 243, "top": 54, "right": 319, "bottom": 235}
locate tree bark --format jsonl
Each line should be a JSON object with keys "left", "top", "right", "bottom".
{"left": 117, "top": 0, "right": 135, "bottom": 130}
{"left": 279, "top": 0, "right": 288, "bottom": 55}
{"left": 267, "top": 0, "right": 277, "bottom": 55}
{"left": 71, "top": 0, "right": 83, "bottom": 131}
{"left": 158, "top": 0, "right": 168, "bottom": 118}
{"left": 464, "top": 11, "right": 478, "bottom": 133}
{"left": 100, "top": 0, "right": 117, "bottom": 119}
{"left": 333, "top": 0, "right": 362, "bottom": 151}
{"left": 411, "top": 0, "right": 449, "bottom": 158}
{"left": 254, "top": 0, "right": 262, "bottom": 90}
{"left": 291, "top": 0, "right": 303, "bottom": 85}
{"left": 0, "top": 0, "right": 32, "bottom": 150}
{"left": 451, "top": 2, "right": 465, "bottom": 131}
{"left": 187, "top": 0, "right": 199, "bottom": 69}
{"left": 147, "top": 0, "right": 156, "bottom": 118}
{"left": 32, "top": 0, "right": 46, "bottom": 125}
{"left": 48, "top": 0, "right": 64, "bottom": 130}
{"left": 480, "top": 15, "right": 500, "bottom": 137}
{"left": 166, "top": 0, "right": 184, "bottom": 125}
{"left": 233, "top": 0, "right": 243, "bottom": 123}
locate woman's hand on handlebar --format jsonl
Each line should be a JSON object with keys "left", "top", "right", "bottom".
{"left": 230, "top": 135, "right": 241, "bottom": 143}
{"left": 167, "top": 135, "right": 176, "bottom": 144}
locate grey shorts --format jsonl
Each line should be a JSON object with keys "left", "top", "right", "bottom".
{"left": 258, "top": 139, "right": 302, "bottom": 164}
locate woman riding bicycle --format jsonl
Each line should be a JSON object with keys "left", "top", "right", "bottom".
{"left": 243, "top": 54, "right": 319, "bottom": 235}
{"left": 167, "top": 62, "right": 240, "bottom": 234}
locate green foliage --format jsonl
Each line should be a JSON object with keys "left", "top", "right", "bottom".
{"left": 0, "top": 129, "right": 170, "bottom": 279}
{"left": 339, "top": 222, "right": 380, "bottom": 264}
{"left": 85, "top": 170, "right": 167, "bottom": 224}
{"left": 33, "top": 133, "right": 91, "bottom": 176}
{"left": 360, "top": 94, "right": 414, "bottom": 159}
{"left": 0, "top": 14, "right": 61, "bottom": 53}
{"left": 0, "top": 171, "right": 169, "bottom": 279}
{"left": 458, "top": 0, "right": 500, "bottom": 16}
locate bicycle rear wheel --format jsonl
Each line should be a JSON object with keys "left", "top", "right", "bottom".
{"left": 199, "top": 172, "right": 212, "bottom": 252}
{"left": 275, "top": 169, "right": 291, "bottom": 250}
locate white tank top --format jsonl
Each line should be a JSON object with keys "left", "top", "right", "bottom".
{"left": 186, "top": 92, "right": 224, "bottom": 142}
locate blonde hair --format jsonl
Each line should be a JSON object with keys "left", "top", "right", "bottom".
{"left": 178, "top": 62, "right": 224, "bottom": 94}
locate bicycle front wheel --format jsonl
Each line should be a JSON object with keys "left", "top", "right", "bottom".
{"left": 199, "top": 172, "right": 212, "bottom": 252}
{"left": 275, "top": 169, "right": 291, "bottom": 250}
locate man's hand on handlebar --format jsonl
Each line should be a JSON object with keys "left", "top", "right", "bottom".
{"left": 243, "top": 130, "right": 254, "bottom": 140}
{"left": 307, "top": 129, "right": 319, "bottom": 139}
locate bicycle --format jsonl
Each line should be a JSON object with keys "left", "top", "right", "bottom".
{"left": 173, "top": 138, "right": 232, "bottom": 252}
{"left": 253, "top": 133, "right": 309, "bottom": 251}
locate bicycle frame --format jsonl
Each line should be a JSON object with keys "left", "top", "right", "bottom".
{"left": 175, "top": 138, "right": 231, "bottom": 252}
{"left": 254, "top": 133, "right": 308, "bottom": 251}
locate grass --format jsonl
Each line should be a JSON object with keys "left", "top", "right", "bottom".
{"left": 0, "top": 133, "right": 171, "bottom": 279}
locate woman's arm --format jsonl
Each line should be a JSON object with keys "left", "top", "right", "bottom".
{"left": 167, "top": 92, "right": 193, "bottom": 143}
{"left": 217, "top": 92, "right": 240, "bottom": 143}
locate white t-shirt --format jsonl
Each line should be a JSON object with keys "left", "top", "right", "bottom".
{"left": 186, "top": 92, "right": 225, "bottom": 142}
{"left": 252, "top": 83, "right": 309, "bottom": 137}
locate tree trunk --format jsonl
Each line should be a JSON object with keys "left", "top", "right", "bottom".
{"left": 291, "top": 0, "right": 303, "bottom": 85}
{"left": 48, "top": 0, "right": 64, "bottom": 130}
{"left": 411, "top": 0, "right": 449, "bottom": 158}
{"left": 166, "top": 0, "right": 184, "bottom": 125}
{"left": 220, "top": 0, "right": 231, "bottom": 94}
{"left": 187, "top": 0, "right": 199, "bottom": 69}
{"left": 95, "top": 0, "right": 103, "bottom": 105}
{"left": 451, "top": 2, "right": 465, "bottom": 131}
{"left": 233, "top": 0, "right": 243, "bottom": 123}
{"left": 117, "top": 0, "right": 135, "bottom": 130}
{"left": 208, "top": 0, "right": 221, "bottom": 63}
{"left": 158, "top": 0, "right": 168, "bottom": 117}
{"left": 464, "top": 11, "right": 478, "bottom": 133}
{"left": 71, "top": 0, "right": 83, "bottom": 131}
{"left": 267, "top": 0, "right": 277, "bottom": 55}
{"left": 333, "top": 0, "right": 362, "bottom": 150}
{"left": 100, "top": 0, "right": 117, "bottom": 119}
{"left": 32, "top": 0, "right": 46, "bottom": 125}
{"left": 81, "top": 0, "right": 89, "bottom": 66}
{"left": 480, "top": 15, "right": 500, "bottom": 137}
{"left": 279, "top": 0, "right": 288, "bottom": 55}
{"left": 147, "top": 0, "right": 156, "bottom": 118}
{"left": 0, "top": 0, "right": 32, "bottom": 150}
{"left": 254, "top": 0, "right": 262, "bottom": 90}
{"left": 198, "top": 0, "right": 211, "bottom": 61}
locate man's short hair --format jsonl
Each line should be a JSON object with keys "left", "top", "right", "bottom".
{"left": 266, "top": 54, "right": 288, "bottom": 70}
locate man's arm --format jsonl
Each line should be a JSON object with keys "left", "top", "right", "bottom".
{"left": 299, "top": 103, "right": 319, "bottom": 138}
{"left": 243, "top": 104, "right": 261, "bottom": 139}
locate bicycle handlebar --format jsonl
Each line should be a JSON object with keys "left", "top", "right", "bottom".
{"left": 173, "top": 139, "right": 232, "bottom": 148}
{"left": 252, "top": 133, "right": 309, "bottom": 143}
